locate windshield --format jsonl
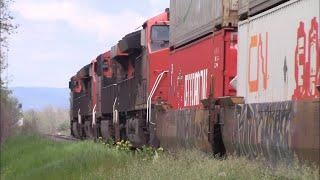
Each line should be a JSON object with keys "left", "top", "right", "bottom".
{"left": 150, "top": 25, "right": 169, "bottom": 52}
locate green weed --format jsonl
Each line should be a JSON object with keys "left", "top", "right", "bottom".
{"left": 1, "top": 135, "right": 318, "bottom": 180}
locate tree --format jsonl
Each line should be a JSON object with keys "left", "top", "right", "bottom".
{"left": 0, "top": 90, "right": 21, "bottom": 143}
{"left": 0, "top": 0, "right": 20, "bottom": 144}
{"left": 22, "top": 110, "right": 39, "bottom": 134}
{"left": 23, "top": 107, "right": 70, "bottom": 135}
{"left": 1, "top": 0, "right": 17, "bottom": 74}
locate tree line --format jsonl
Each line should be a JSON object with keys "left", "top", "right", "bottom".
{"left": 0, "top": 0, "right": 22, "bottom": 144}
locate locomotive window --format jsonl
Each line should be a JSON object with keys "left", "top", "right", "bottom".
{"left": 94, "top": 62, "right": 98, "bottom": 73}
{"left": 102, "top": 62, "right": 109, "bottom": 70}
{"left": 73, "top": 80, "right": 82, "bottom": 93}
{"left": 81, "top": 78, "right": 91, "bottom": 96}
{"left": 150, "top": 25, "right": 169, "bottom": 52}
{"left": 69, "top": 81, "right": 74, "bottom": 90}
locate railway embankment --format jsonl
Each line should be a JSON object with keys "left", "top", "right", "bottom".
{"left": 1, "top": 134, "right": 319, "bottom": 179}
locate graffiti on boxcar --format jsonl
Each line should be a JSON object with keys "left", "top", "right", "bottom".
{"left": 193, "top": 110, "right": 209, "bottom": 144}
{"left": 293, "top": 17, "right": 320, "bottom": 100}
{"left": 164, "top": 109, "right": 210, "bottom": 151}
{"left": 176, "top": 110, "right": 192, "bottom": 142}
{"left": 234, "top": 101, "right": 294, "bottom": 161}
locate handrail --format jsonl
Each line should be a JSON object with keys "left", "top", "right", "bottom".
{"left": 146, "top": 74, "right": 162, "bottom": 124}
{"left": 78, "top": 109, "right": 81, "bottom": 124}
{"left": 146, "top": 70, "right": 168, "bottom": 125}
{"left": 101, "top": 77, "right": 135, "bottom": 89}
{"left": 74, "top": 94, "right": 87, "bottom": 100}
{"left": 102, "top": 83, "right": 117, "bottom": 89}
{"left": 113, "top": 97, "right": 118, "bottom": 124}
{"left": 146, "top": 73, "right": 162, "bottom": 125}
{"left": 91, "top": 104, "right": 96, "bottom": 127}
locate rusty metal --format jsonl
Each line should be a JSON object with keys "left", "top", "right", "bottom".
{"left": 71, "top": 122, "right": 83, "bottom": 139}
{"left": 100, "top": 120, "right": 113, "bottom": 140}
{"left": 249, "top": 0, "right": 289, "bottom": 16}
{"left": 220, "top": 99, "right": 320, "bottom": 164}
{"left": 84, "top": 120, "right": 94, "bottom": 139}
{"left": 155, "top": 108, "right": 212, "bottom": 152}
{"left": 126, "top": 116, "right": 148, "bottom": 147}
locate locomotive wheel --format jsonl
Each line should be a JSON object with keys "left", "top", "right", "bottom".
{"left": 100, "top": 120, "right": 112, "bottom": 140}
{"left": 72, "top": 122, "right": 84, "bottom": 139}
{"left": 213, "top": 123, "right": 226, "bottom": 157}
{"left": 71, "top": 122, "right": 78, "bottom": 138}
{"left": 70, "top": 122, "right": 75, "bottom": 137}
{"left": 126, "top": 118, "right": 147, "bottom": 147}
{"left": 149, "top": 123, "right": 159, "bottom": 148}
{"left": 84, "top": 121, "right": 94, "bottom": 139}
{"left": 92, "top": 122, "right": 100, "bottom": 139}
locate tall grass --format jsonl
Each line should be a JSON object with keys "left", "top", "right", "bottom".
{"left": 112, "top": 150, "right": 319, "bottom": 180}
{"left": 0, "top": 134, "right": 136, "bottom": 180}
{"left": 1, "top": 135, "right": 319, "bottom": 180}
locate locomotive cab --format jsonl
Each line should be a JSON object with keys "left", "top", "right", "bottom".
{"left": 70, "top": 10, "right": 171, "bottom": 148}
{"left": 99, "top": 10, "right": 170, "bottom": 147}
{"left": 70, "top": 64, "right": 93, "bottom": 139}
{"left": 93, "top": 52, "right": 118, "bottom": 140}
{"left": 69, "top": 76, "right": 82, "bottom": 137}
{"left": 121, "top": 11, "right": 170, "bottom": 147}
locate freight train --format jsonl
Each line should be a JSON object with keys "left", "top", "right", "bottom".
{"left": 69, "top": 0, "right": 319, "bottom": 164}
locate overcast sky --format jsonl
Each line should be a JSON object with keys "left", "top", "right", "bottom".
{"left": 7, "top": 0, "right": 169, "bottom": 88}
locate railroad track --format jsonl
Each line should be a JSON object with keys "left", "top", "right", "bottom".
{"left": 45, "top": 134, "right": 79, "bottom": 141}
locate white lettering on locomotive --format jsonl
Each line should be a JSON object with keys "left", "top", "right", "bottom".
{"left": 184, "top": 69, "right": 208, "bottom": 106}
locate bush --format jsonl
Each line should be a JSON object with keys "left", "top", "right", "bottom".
{"left": 22, "top": 106, "right": 70, "bottom": 135}
{"left": 0, "top": 88, "right": 22, "bottom": 145}
{"left": 57, "top": 121, "right": 70, "bottom": 132}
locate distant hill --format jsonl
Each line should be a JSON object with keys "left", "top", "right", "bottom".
{"left": 11, "top": 87, "right": 69, "bottom": 111}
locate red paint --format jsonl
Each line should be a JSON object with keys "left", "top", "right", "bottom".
{"left": 219, "top": 31, "right": 237, "bottom": 96}
{"left": 213, "top": 33, "right": 225, "bottom": 98}
{"left": 260, "top": 33, "right": 268, "bottom": 90}
{"left": 308, "top": 18, "right": 320, "bottom": 97}
{"left": 127, "top": 60, "right": 134, "bottom": 79}
{"left": 90, "top": 51, "right": 112, "bottom": 111}
{"left": 213, "top": 30, "right": 237, "bottom": 98}
{"left": 293, "top": 22, "right": 306, "bottom": 99}
{"left": 145, "top": 12, "right": 170, "bottom": 102}
{"left": 169, "top": 35, "right": 213, "bottom": 109}
{"left": 102, "top": 51, "right": 113, "bottom": 78}
{"left": 293, "top": 18, "right": 319, "bottom": 100}
{"left": 168, "top": 28, "right": 237, "bottom": 109}
{"left": 73, "top": 76, "right": 82, "bottom": 93}
{"left": 148, "top": 49, "right": 170, "bottom": 101}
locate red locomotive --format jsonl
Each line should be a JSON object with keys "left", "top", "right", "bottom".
{"left": 69, "top": 0, "right": 320, "bottom": 164}
{"left": 70, "top": 10, "right": 170, "bottom": 147}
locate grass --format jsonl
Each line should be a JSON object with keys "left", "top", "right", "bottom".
{"left": 113, "top": 151, "right": 319, "bottom": 180}
{"left": 1, "top": 135, "right": 319, "bottom": 180}
{"left": 0, "top": 134, "right": 136, "bottom": 180}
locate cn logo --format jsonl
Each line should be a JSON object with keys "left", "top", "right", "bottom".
{"left": 293, "top": 17, "right": 320, "bottom": 100}
{"left": 248, "top": 32, "right": 269, "bottom": 92}
{"left": 184, "top": 69, "right": 208, "bottom": 107}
